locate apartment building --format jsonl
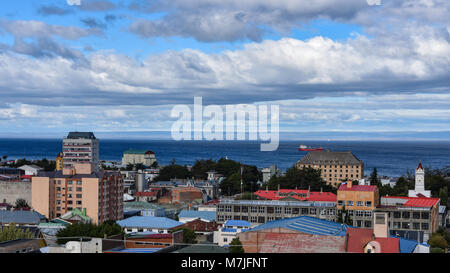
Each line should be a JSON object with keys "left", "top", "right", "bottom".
{"left": 337, "top": 181, "right": 379, "bottom": 228}
{"left": 31, "top": 163, "right": 123, "bottom": 224}
{"left": 296, "top": 150, "right": 364, "bottom": 187}
{"left": 62, "top": 132, "right": 99, "bottom": 170}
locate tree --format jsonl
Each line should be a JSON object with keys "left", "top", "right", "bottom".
{"left": 337, "top": 205, "right": 352, "bottom": 226}
{"left": 14, "top": 198, "right": 30, "bottom": 209}
{"left": 171, "top": 227, "right": 197, "bottom": 244}
{"left": 369, "top": 168, "right": 380, "bottom": 186}
{"left": 56, "top": 221, "right": 123, "bottom": 245}
{"left": 151, "top": 161, "right": 159, "bottom": 168}
{"left": 235, "top": 192, "right": 258, "bottom": 200}
{"left": 439, "top": 187, "right": 448, "bottom": 206}
{"left": 0, "top": 224, "right": 35, "bottom": 242}
{"left": 428, "top": 234, "right": 448, "bottom": 251}
{"left": 229, "top": 237, "right": 244, "bottom": 253}
{"left": 155, "top": 164, "right": 191, "bottom": 181}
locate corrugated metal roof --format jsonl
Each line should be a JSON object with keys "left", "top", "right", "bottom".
{"left": 297, "top": 151, "right": 362, "bottom": 165}
{"left": 383, "top": 196, "right": 439, "bottom": 208}
{"left": 0, "top": 210, "right": 45, "bottom": 225}
{"left": 245, "top": 216, "right": 349, "bottom": 236}
{"left": 224, "top": 220, "right": 251, "bottom": 227}
{"left": 338, "top": 183, "right": 377, "bottom": 192}
{"left": 179, "top": 210, "right": 216, "bottom": 221}
{"left": 116, "top": 216, "right": 182, "bottom": 229}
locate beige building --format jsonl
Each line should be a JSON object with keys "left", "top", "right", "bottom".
{"left": 122, "top": 150, "right": 157, "bottom": 167}
{"left": 296, "top": 150, "right": 364, "bottom": 187}
{"left": 31, "top": 163, "right": 123, "bottom": 224}
{"left": 62, "top": 132, "right": 99, "bottom": 170}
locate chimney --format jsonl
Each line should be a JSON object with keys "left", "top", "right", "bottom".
{"left": 347, "top": 180, "right": 352, "bottom": 189}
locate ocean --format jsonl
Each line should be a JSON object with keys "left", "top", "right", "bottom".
{"left": 0, "top": 139, "right": 449, "bottom": 177}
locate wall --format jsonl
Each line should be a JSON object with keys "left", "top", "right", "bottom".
{"left": 0, "top": 181, "right": 31, "bottom": 205}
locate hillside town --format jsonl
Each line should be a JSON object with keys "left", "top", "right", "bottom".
{"left": 0, "top": 132, "right": 449, "bottom": 254}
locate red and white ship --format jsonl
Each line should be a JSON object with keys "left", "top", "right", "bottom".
{"left": 298, "top": 144, "right": 324, "bottom": 151}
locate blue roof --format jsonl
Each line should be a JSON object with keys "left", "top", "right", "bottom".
{"left": 245, "top": 216, "right": 349, "bottom": 236}
{"left": 224, "top": 220, "right": 251, "bottom": 227}
{"left": 116, "top": 216, "right": 182, "bottom": 229}
{"left": 178, "top": 210, "right": 216, "bottom": 221}
{"left": 222, "top": 228, "right": 237, "bottom": 233}
{"left": 0, "top": 210, "right": 45, "bottom": 225}
{"left": 107, "top": 248, "right": 162, "bottom": 253}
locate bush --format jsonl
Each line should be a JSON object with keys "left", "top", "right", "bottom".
{"left": 430, "top": 247, "right": 444, "bottom": 253}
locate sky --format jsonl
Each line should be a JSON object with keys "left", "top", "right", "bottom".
{"left": 0, "top": 0, "right": 449, "bottom": 140}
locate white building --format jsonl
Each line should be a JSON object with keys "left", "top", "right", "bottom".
{"left": 408, "top": 162, "right": 431, "bottom": 198}
{"left": 48, "top": 238, "right": 103, "bottom": 253}
{"left": 18, "top": 165, "right": 43, "bottom": 176}
{"left": 214, "top": 220, "right": 251, "bottom": 247}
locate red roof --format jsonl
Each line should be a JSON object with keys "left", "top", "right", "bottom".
{"left": 204, "top": 199, "right": 220, "bottom": 205}
{"left": 382, "top": 196, "right": 439, "bottom": 208}
{"left": 135, "top": 191, "right": 158, "bottom": 197}
{"left": 338, "top": 183, "right": 377, "bottom": 192}
{"left": 129, "top": 233, "right": 172, "bottom": 239}
{"left": 20, "top": 175, "right": 34, "bottom": 179}
{"left": 254, "top": 189, "right": 337, "bottom": 202}
{"left": 417, "top": 161, "right": 423, "bottom": 170}
{"left": 346, "top": 228, "right": 373, "bottom": 253}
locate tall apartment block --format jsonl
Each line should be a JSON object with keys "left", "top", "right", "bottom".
{"left": 296, "top": 150, "right": 364, "bottom": 187}
{"left": 62, "top": 132, "right": 99, "bottom": 170}
{"left": 32, "top": 163, "right": 124, "bottom": 224}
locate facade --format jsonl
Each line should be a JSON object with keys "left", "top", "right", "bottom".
{"left": 376, "top": 196, "right": 440, "bottom": 243}
{"left": 296, "top": 150, "right": 364, "bottom": 187}
{"left": 215, "top": 220, "right": 251, "bottom": 247}
{"left": 254, "top": 188, "right": 337, "bottom": 202}
{"left": 337, "top": 181, "right": 379, "bottom": 228}
{"left": 216, "top": 199, "right": 337, "bottom": 225}
{"left": 62, "top": 132, "right": 99, "bottom": 170}
{"left": 124, "top": 231, "right": 183, "bottom": 249}
{"left": 171, "top": 187, "right": 204, "bottom": 204}
{"left": 122, "top": 150, "right": 157, "bottom": 167}
{"left": 31, "top": 163, "right": 124, "bottom": 224}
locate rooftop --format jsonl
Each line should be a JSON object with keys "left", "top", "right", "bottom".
{"left": 245, "top": 216, "right": 350, "bottom": 236}
{"left": 0, "top": 210, "right": 46, "bottom": 225}
{"left": 224, "top": 220, "right": 252, "bottom": 228}
{"left": 338, "top": 183, "right": 377, "bottom": 192}
{"left": 254, "top": 189, "right": 337, "bottom": 202}
{"left": 381, "top": 196, "right": 440, "bottom": 208}
{"left": 116, "top": 216, "right": 182, "bottom": 229}
{"left": 66, "top": 132, "right": 96, "bottom": 139}
{"left": 297, "top": 150, "right": 363, "bottom": 165}
{"left": 178, "top": 210, "right": 217, "bottom": 222}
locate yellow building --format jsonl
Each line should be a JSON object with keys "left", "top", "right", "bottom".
{"left": 337, "top": 180, "right": 379, "bottom": 228}
{"left": 56, "top": 152, "right": 63, "bottom": 171}
{"left": 296, "top": 150, "right": 364, "bottom": 187}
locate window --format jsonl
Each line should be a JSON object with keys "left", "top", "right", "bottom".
{"left": 250, "top": 216, "right": 257, "bottom": 223}
{"left": 250, "top": 207, "right": 257, "bottom": 213}
{"left": 258, "top": 217, "right": 265, "bottom": 223}
{"left": 275, "top": 207, "right": 282, "bottom": 214}
{"left": 375, "top": 214, "right": 385, "bottom": 224}
{"left": 401, "top": 212, "right": 410, "bottom": 219}
{"left": 76, "top": 181, "right": 82, "bottom": 185}
{"left": 421, "top": 212, "right": 429, "bottom": 219}
{"left": 364, "top": 221, "right": 372, "bottom": 228}
{"left": 259, "top": 207, "right": 265, "bottom": 213}
{"left": 309, "top": 208, "right": 316, "bottom": 215}
{"left": 268, "top": 216, "right": 275, "bottom": 221}
{"left": 218, "top": 215, "right": 224, "bottom": 222}
{"left": 365, "top": 201, "right": 372, "bottom": 207}
{"left": 421, "top": 223, "right": 429, "bottom": 230}
{"left": 356, "top": 210, "right": 364, "bottom": 217}
{"left": 68, "top": 187, "right": 72, "bottom": 191}
{"left": 346, "top": 201, "right": 354, "bottom": 207}
{"left": 401, "top": 222, "right": 410, "bottom": 229}
{"left": 241, "top": 216, "right": 248, "bottom": 221}
{"left": 301, "top": 208, "right": 309, "bottom": 215}
{"left": 285, "top": 207, "right": 291, "bottom": 214}
{"left": 223, "top": 238, "right": 228, "bottom": 243}
{"left": 76, "top": 194, "right": 82, "bottom": 198}
{"left": 233, "top": 215, "right": 241, "bottom": 220}
{"left": 412, "top": 222, "right": 420, "bottom": 230}
{"left": 234, "top": 206, "right": 241, "bottom": 213}
{"left": 76, "top": 187, "right": 82, "bottom": 192}
{"left": 356, "top": 201, "right": 363, "bottom": 207}
{"left": 337, "top": 200, "right": 344, "bottom": 206}
{"left": 218, "top": 206, "right": 224, "bottom": 212}
{"left": 364, "top": 211, "right": 372, "bottom": 217}
{"left": 267, "top": 207, "right": 274, "bottom": 214}
{"left": 412, "top": 212, "right": 420, "bottom": 219}
{"left": 68, "top": 181, "right": 73, "bottom": 185}
{"left": 225, "top": 206, "right": 231, "bottom": 212}
{"left": 393, "top": 212, "right": 401, "bottom": 219}
{"left": 76, "top": 201, "right": 82, "bottom": 205}
{"left": 241, "top": 206, "right": 248, "bottom": 213}
{"left": 292, "top": 208, "right": 299, "bottom": 214}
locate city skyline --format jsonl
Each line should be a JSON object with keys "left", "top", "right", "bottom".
{"left": 0, "top": 0, "right": 449, "bottom": 139}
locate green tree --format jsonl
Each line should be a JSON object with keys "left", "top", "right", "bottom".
{"left": 235, "top": 192, "right": 258, "bottom": 200}
{"left": 369, "top": 168, "right": 380, "bottom": 186}
{"left": 0, "top": 224, "right": 35, "bottom": 242}
{"left": 14, "top": 198, "right": 30, "bottom": 209}
{"left": 439, "top": 187, "right": 448, "bottom": 206}
{"left": 392, "top": 177, "right": 410, "bottom": 196}
{"left": 56, "top": 221, "right": 123, "bottom": 245}
{"left": 171, "top": 227, "right": 197, "bottom": 244}
{"left": 155, "top": 164, "right": 191, "bottom": 181}
{"left": 428, "top": 234, "right": 448, "bottom": 251}
{"left": 229, "top": 237, "right": 244, "bottom": 253}
{"left": 191, "top": 159, "right": 217, "bottom": 180}
{"left": 337, "top": 205, "right": 352, "bottom": 225}
{"left": 265, "top": 166, "right": 333, "bottom": 192}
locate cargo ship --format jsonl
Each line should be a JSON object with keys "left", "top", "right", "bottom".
{"left": 298, "top": 145, "right": 324, "bottom": 151}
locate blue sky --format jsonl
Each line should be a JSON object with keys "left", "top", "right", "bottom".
{"left": 0, "top": 0, "right": 449, "bottom": 139}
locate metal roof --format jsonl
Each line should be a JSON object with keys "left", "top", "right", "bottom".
{"left": 116, "top": 216, "right": 182, "bottom": 229}
{"left": 297, "top": 151, "right": 363, "bottom": 165}
{"left": 0, "top": 210, "right": 45, "bottom": 225}
{"left": 224, "top": 220, "right": 251, "bottom": 227}
{"left": 178, "top": 210, "right": 217, "bottom": 222}
{"left": 245, "top": 216, "right": 350, "bottom": 236}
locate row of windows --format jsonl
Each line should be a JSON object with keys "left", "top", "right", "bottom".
{"left": 220, "top": 205, "right": 335, "bottom": 215}
{"left": 302, "top": 164, "right": 361, "bottom": 169}
{"left": 338, "top": 201, "right": 372, "bottom": 207}
{"left": 323, "top": 169, "right": 359, "bottom": 173}
{"left": 393, "top": 211, "right": 429, "bottom": 219}
{"left": 392, "top": 222, "right": 429, "bottom": 230}
{"left": 56, "top": 200, "right": 82, "bottom": 205}
{"left": 56, "top": 193, "right": 82, "bottom": 198}
{"left": 56, "top": 187, "right": 83, "bottom": 192}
